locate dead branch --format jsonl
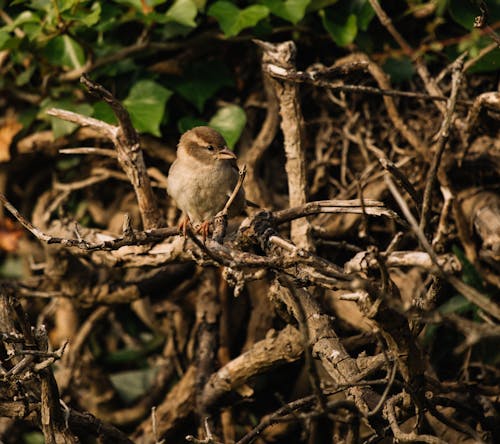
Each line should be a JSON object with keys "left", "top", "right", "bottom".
{"left": 257, "top": 40, "right": 312, "bottom": 249}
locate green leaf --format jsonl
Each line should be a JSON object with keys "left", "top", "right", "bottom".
{"left": 16, "top": 64, "right": 36, "bottom": 87}
{"left": 44, "top": 35, "right": 85, "bottom": 69}
{"left": 171, "top": 60, "right": 233, "bottom": 112}
{"left": 382, "top": 57, "right": 415, "bottom": 83}
{"left": 448, "top": 0, "right": 500, "bottom": 30}
{"left": 41, "top": 99, "right": 93, "bottom": 138}
{"left": 104, "top": 334, "right": 165, "bottom": 364}
{"left": 307, "top": 0, "right": 338, "bottom": 12}
{"left": 354, "top": 0, "right": 374, "bottom": 31}
{"left": 22, "top": 432, "right": 45, "bottom": 444}
{"left": 0, "top": 256, "right": 24, "bottom": 279}
{"left": 61, "top": 2, "right": 102, "bottom": 27}
{"left": 447, "top": 0, "right": 478, "bottom": 30}
{"left": 110, "top": 367, "right": 158, "bottom": 404}
{"left": 208, "top": 1, "right": 269, "bottom": 37}
{"left": 166, "top": 0, "right": 198, "bottom": 27}
{"left": 0, "top": 30, "right": 19, "bottom": 51}
{"left": 466, "top": 47, "right": 500, "bottom": 73}
{"left": 209, "top": 105, "right": 246, "bottom": 149}
{"left": 113, "top": 0, "right": 166, "bottom": 11}
{"left": 438, "top": 294, "right": 473, "bottom": 315}
{"left": 177, "top": 116, "right": 207, "bottom": 133}
{"left": 11, "top": 11, "right": 41, "bottom": 29}
{"left": 262, "top": 0, "right": 311, "bottom": 24}
{"left": 452, "top": 245, "right": 485, "bottom": 290}
{"left": 123, "top": 80, "right": 172, "bottom": 136}
{"left": 92, "top": 102, "right": 118, "bottom": 125}
{"left": 320, "top": 9, "right": 357, "bottom": 46}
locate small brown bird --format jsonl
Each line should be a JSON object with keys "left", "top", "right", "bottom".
{"left": 167, "top": 126, "right": 245, "bottom": 237}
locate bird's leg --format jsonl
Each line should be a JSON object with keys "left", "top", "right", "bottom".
{"left": 178, "top": 215, "right": 191, "bottom": 237}
{"left": 196, "top": 221, "right": 211, "bottom": 242}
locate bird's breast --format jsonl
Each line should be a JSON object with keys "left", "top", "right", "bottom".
{"left": 167, "top": 159, "right": 243, "bottom": 222}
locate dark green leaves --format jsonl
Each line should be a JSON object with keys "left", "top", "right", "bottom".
{"left": 110, "top": 368, "right": 158, "bottom": 403}
{"left": 320, "top": 0, "right": 374, "bottom": 46}
{"left": 320, "top": 9, "right": 357, "bottom": 46}
{"left": 177, "top": 105, "right": 247, "bottom": 150}
{"left": 209, "top": 105, "right": 247, "bottom": 149}
{"left": 41, "top": 99, "right": 93, "bottom": 138}
{"left": 165, "top": 0, "right": 199, "bottom": 27}
{"left": 383, "top": 57, "right": 416, "bottom": 83}
{"left": 123, "top": 80, "right": 173, "bottom": 136}
{"left": 208, "top": 1, "right": 270, "bottom": 36}
{"left": 44, "top": 35, "right": 85, "bottom": 69}
{"left": 262, "top": 0, "right": 311, "bottom": 24}
{"left": 171, "top": 60, "right": 234, "bottom": 112}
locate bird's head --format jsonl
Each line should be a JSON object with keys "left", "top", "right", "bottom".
{"left": 177, "top": 126, "right": 236, "bottom": 164}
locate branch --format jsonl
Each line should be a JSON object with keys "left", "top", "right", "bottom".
{"left": 256, "top": 40, "right": 312, "bottom": 249}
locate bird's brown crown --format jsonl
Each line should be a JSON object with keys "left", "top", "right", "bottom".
{"left": 180, "top": 126, "right": 226, "bottom": 149}
{"left": 178, "top": 126, "right": 233, "bottom": 163}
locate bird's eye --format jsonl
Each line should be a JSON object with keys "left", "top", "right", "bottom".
{"left": 207, "top": 145, "right": 214, "bottom": 151}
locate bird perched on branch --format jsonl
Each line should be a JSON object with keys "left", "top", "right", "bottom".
{"left": 167, "top": 126, "right": 246, "bottom": 238}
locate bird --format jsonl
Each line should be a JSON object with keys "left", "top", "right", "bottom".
{"left": 167, "top": 126, "right": 246, "bottom": 239}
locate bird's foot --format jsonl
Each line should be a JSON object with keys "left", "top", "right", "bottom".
{"left": 178, "top": 216, "right": 191, "bottom": 237}
{"left": 196, "top": 221, "right": 211, "bottom": 242}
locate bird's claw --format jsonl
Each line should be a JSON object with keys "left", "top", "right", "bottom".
{"left": 178, "top": 216, "right": 191, "bottom": 237}
{"left": 196, "top": 221, "right": 211, "bottom": 242}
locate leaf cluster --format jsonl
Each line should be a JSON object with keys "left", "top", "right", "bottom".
{"left": 1, "top": 0, "right": 498, "bottom": 145}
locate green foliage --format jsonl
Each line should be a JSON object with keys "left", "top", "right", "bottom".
{"left": 320, "top": 9, "right": 357, "bottom": 46}
{"left": 209, "top": 104, "right": 247, "bottom": 149}
{"left": 166, "top": 0, "right": 199, "bottom": 27}
{"left": 170, "top": 60, "right": 234, "bottom": 112}
{"left": 448, "top": 0, "right": 500, "bottom": 30}
{"left": 208, "top": 1, "right": 270, "bottom": 37}
{"left": 123, "top": 79, "right": 173, "bottom": 136}
{"left": 0, "top": 0, "right": 497, "bottom": 147}
{"left": 40, "top": 99, "right": 93, "bottom": 138}
{"left": 261, "top": 0, "right": 311, "bottom": 24}
{"left": 0, "top": 255, "right": 24, "bottom": 279}
{"left": 22, "top": 432, "right": 45, "bottom": 444}
{"left": 383, "top": 57, "right": 416, "bottom": 83}
{"left": 110, "top": 367, "right": 158, "bottom": 403}
{"left": 44, "top": 35, "right": 86, "bottom": 69}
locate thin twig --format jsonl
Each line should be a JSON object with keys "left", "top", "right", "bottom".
{"left": 385, "top": 175, "right": 500, "bottom": 321}
{"left": 59, "top": 147, "right": 118, "bottom": 157}
{"left": 419, "top": 53, "right": 466, "bottom": 235}
{"left": 384, "top": 393, "right": 447, "bottom": 444}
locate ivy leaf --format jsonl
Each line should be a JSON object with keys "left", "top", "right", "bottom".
{"left": 113, "top": 0, "right": 166, "bottom": 11}
{"left": 209, "top": 105, "right": 246, "bottom": 149}
{"left": 448, "top": 0, "right": 500, "bottom": 30}
{"left": 466, "top": 46, "right": 500, "bottom": 74}
{"left": 166, "top": 0, "right": 198, "bottom": 27}
{"left": 261, "top": 0, "right": 311, "bottom": 24}
{"left": 307, "top": 0, "right": 339, "bottom": 12}
{"left": 110, "top": 368, "right": 158, "bottom": 404}
{"left": 61, "top": 2, "right": 102, "bottom": 27}
{"left": 320, "top": 9, "right": 357, "bottom": 46}
{"left": 383, "top": 57, "right": 415, "bottom": 83}
{"left": 41, "top": 99, "right": 93, "bottom": 138}
{"left": 447, "top": 0, "right": 479, "bottom": 30}
{"left": 123, "top": 80, "right": 172, "bottom": 136}
{"left": 92, "top": 102, "right": 118, "bottom": 125}
{"left": 44, "top": 35, "right": 85, "bottom": 69}
{"left": 177, "top": 116, "right": 207, "bottom": 134}
{"left": 353, "top": 0, "right": 374, "bottom": 31}
{"left": 208, "top": 1, "right": 269, "bottom": 37}
{"left": 171, "top": 60, "right": 233, "bottom": 112}
{"left": 21, "top": 432, "right": 45, "bottom": 444}
{"left": 0, "top": 31, "right": 19, "bottom": 51}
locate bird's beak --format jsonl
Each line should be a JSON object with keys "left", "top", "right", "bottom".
{"left": 215, "top": 148, "right": 237, "bottom": 160}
